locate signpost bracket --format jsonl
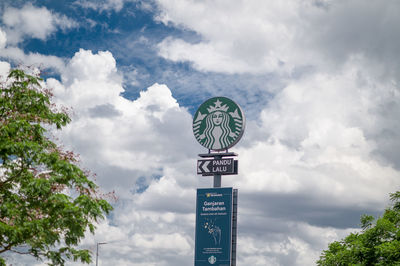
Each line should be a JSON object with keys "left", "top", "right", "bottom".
{"left": 198, "top": 152, "right": 238, "bottom": 158}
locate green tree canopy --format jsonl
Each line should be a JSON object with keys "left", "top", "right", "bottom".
{"left": 317, "top": 192, "right": 400, "bottom": 266}
{"left": 0, "top": 69, "right": 113, "bottom": 265}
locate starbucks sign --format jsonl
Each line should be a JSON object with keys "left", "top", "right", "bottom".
{"left": 193, "top": 97, "right": 245, "bottom": 151}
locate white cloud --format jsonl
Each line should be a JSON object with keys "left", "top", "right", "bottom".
{"left": 0, "top": 47, "right": 66, "bottom": 73}
{"left": 0, "top": 61, "right": 10, "bottom": 78}
{"left": 73, "top": 0, "right": 154, "bottom": 13}
{"left": 237, "top": 223, "right": 355, "bottom": 266}
{"left": 73, "top": 0, "right": 126, "bottom": 12}
{"left": 155, "top": 0, "right": 400, "bottom": 78}
{"left": 155, "top": 0, "right": 306, "bottom": 74}
{"left": 0, "top": 28, "right": 6, "bottom": 50}
{"left": 234, "top": 61, "right": 400, "bottom": 209}
{"left": 157, "top": 37, "right": 281, "bottom": 74}
{"left": 2, "top": 3, "right": 78, "bottom": 44}
{"left": 47, "top": 49, "right": 198, "bottom": 199}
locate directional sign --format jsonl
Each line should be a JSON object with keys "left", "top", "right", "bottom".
{"left": 197, "top": 158, "right": 238, "bottom": 176}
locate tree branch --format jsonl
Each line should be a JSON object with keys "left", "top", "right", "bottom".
{"left": 0, "top": 243, "right": 13, "bottom": 254}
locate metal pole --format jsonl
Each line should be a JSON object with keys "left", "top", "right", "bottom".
{"left": 213, "top": 174, "right": 221, "bottom": 187}
{"left": 96, "top": 243, "right": 99, "bottom": 266}
{"left": 96, "top": 242, "right": 107, "bottom": 266}
{"left": 213, "top": 155, "right": 222, "bottom": 188}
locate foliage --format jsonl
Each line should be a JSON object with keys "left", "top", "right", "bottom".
{"left": 317, "top": 192, "right": 400, "bottom": 266}
{"left": 0, "top": 69, "right": 113, "bottom": 265}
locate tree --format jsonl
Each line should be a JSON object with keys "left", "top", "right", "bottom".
{"left": 317, "top": 192, "right": 400, "bottom": 266}
{"left": 0, "top": 69, "right": 113, "bottom": 265}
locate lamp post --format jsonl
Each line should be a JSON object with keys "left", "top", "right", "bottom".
{"left": 96, "top": 242, "right": 107, "bottom": 266}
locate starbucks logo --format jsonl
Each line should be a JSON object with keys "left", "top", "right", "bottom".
{"left": 193, "top": 97, "right": 245, "bottom": 151}
{"left": 208, "top": 255, "right": 217, "bottom": 264}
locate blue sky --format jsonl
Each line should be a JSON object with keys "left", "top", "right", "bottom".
{"left": 1, "top": 0, "right": 400, "bottom": 265}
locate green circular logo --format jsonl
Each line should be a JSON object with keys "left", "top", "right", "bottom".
{"left": 193, "top": 97, "right": 245, "bottom": 151}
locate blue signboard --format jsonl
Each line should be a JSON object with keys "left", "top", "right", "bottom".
{"left": 195, "top": 187, "right": 233, "bottom": 266}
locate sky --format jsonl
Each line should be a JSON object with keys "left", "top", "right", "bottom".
{"left": 1, "top": 0, "right": 400, "bottom": 265}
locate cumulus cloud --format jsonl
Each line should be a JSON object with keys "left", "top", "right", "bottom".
{"left": 156, "top": 0, "right": 299, "bottom": 74}
{"left": 155, "top": 0, "right": 400, "bottom": 79}
{"left": 41, "top": 49, "right": 199, "bottom": 265}
{"left": 2, "top": 3, "right": 78, "bottom": 44}
{"left": 47, "top": 49, "right": 198, "bottom": 197}
{"left": 40, "top": 48, "right": 400, "bottom": 265}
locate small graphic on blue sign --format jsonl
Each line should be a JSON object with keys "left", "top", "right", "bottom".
{"left": 195, "top": 188, "right": 233, "bottom": 266}
{"left": 208, "top": 255, "right": 217, "bottom": 264}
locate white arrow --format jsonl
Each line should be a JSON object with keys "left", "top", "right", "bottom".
{"left": 198, "top": 160, "right": 210, "bottom": 173}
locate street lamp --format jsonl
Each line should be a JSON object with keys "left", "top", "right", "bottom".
{"left": 96, "top": 242, "right": 107, "bottom": 266}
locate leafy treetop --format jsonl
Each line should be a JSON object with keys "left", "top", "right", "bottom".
{"left": 317, "top": 191, "right": 400, "bottom": 266}
{"left": 0, "top": 69, "right": 113, "bottom": 265}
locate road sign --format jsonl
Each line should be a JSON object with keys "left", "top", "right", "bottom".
{"left": 193, "top": 97, "right": 245, "bottom": 151}
{"left": 195, "top": 188, "right": 233, "bottom": 266}
{"left": 197, "top": 158, "right": 238, "bottom": 176}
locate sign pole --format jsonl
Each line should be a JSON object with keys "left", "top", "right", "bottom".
{"left": 213, "top": 174, "right": 222, "bottom": 188}
{"left": 213, "top": 155, "right": 222, "bottom": 188}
